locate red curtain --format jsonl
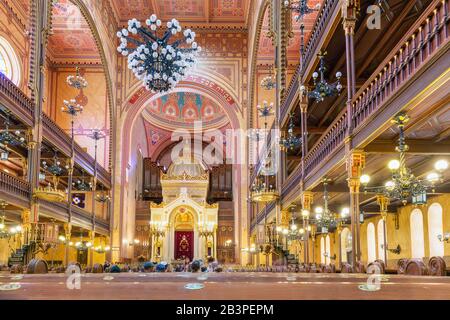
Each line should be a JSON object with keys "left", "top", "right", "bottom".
{"left": 174, "top": 231, "right": 194, "bottom": 261}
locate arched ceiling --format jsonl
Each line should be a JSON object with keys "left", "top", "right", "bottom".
{"left": 110, "top": 0, "right": 250, "bottom": 28}
{"left": 48, "top": 0, "right": 101, "bottom": 64}
{"left": 141, "top": 91, "right": 229, "bottom": 132}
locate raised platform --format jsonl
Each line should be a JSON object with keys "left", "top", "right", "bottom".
{"left": 1, "top": 272, "right": 450, "bottom": 300}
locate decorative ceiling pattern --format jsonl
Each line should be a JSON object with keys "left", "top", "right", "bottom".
{"left": 47, "top": 0, "right": 101, "bottom": 64}
{"left": 142, "top": 92, "right": 229, "bottom": 131}
{"left": 110, "top": 0, "right": 249, "bottom": 27}
{"left": 257, "top": 1, "right": 322, "bottom": 65}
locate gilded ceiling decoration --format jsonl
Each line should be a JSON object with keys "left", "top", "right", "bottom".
{"left": 142, "top": 92, "right": 229, "bottom": 131}
{"left": 110, "top": 0, "right": 249, "bottom": 27}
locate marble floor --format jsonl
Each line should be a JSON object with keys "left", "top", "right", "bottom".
{"left": 0, "top": 272, "right": 449, "bottom": 300}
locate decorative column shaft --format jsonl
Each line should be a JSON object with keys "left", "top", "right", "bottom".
{"left": 346, "top": 149, "right": 365, "bottom": 267}
{"left": 28, "top": 0, "right": 52, "bottom": 235}
{"left": 64, "top": 222, "right": 72, "bottom": 266}
{"left": 342, "top": 1, "right": 359, "bottom": 135}
{"left": 301, "top": 191, "right": 313, "bottom": 264}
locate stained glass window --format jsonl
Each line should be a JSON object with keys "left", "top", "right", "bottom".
{"left": 0, "top": 37, "right": 20, "bottom": 85}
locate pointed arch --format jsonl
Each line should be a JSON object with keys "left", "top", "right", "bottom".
{"left": 377, "top": 219, "right": 386, "bottom": 262}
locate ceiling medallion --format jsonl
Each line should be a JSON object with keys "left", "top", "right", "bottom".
{"left": 117, "top": 15, "right": 201, "bottom": 93}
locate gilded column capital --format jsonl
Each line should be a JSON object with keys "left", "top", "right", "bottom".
{"left": 376, "top": 194, "right": 390, "bottom": 220}
{"left": 301, "top": 191, "right": 314, "bottom": 211}
{"left": 346, "top": 149, "right": 366, "bottom": 179}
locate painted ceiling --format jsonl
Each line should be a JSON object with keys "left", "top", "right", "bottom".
{"left": 110, "top": 0, "right": 250, "bottom": 27}
{"left": 47, "top": 0, "right": 101, "bottom": 64}
{"left": 141, "top": 92, "right": 229, "bottom": 132}
{"left": 257, "top": 0, "right": 322, "bottom": 66}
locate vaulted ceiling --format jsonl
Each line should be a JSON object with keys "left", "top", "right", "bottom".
{"left": 110, "top": 0, "right": 250, "bottom": 28}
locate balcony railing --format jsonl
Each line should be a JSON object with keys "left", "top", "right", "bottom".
{"left": 0, "top": 73, "right": 34, "bottom": 124}
{"left": 303, "top": 109, "right": 348, "bottom": 177}
{"left": 0, "top": 171, "right": 31, "bottom": 199}
{"left": 42, "top": 113, "right": 111, "bottom": 188}
{"left": 0, "top": 73, "right": 111, "bottom": 188}
{"left": 352, "top": 0, "right": 450, "bottom": 131}
{"left": 280, "top": 0, "right": 341, "bottom": 120}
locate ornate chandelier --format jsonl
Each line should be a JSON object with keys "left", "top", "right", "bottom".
{"left": 42, "top": 150, "right": 67, "bottom": 177}
{"left": 313, "top": 178, "right": 337, "bottom": 233}
{"left": 302, "top": 51, "right": 342, "bottom": 103}
{"left": 0, "top": 115, "right": 26, "bottom": 147}
{"left": 117, "top": 15, "right": 201, "bottom": 93}
{"left": 280, "top": 113, "right": 301, "bottom": 152}
{"left": 66, "top": 67, "right": 88, "bottom": 90}
{"left": 283, "top": 0, "right": 321, "bottom": 21}
{"left": 260, "top": 65, "right": 276, "bottom": 90}
{"left": 360, "top": 113, "right": 448, "bottom": 205}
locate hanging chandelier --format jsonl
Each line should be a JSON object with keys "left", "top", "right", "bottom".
{"left": 117, "top": 15, "right": 201, "bottom": 93}
{"left": 283, "top": 0, "right": 321, "bottom": 21}
{"left": 260, "top": 65, "right": 276, "bottom": 90}
{"left": 302, "top": 51, "right": 342, "bottom": 103}
{"left": 73, "top": 176, "right": 92, "bottom": 191}
{"left": 0, "top": 115, "right": 26, "bottom": 147}
{"left": 313, "top": 178, "right": 338, "bottom": 233}
{"left": 61, "top": 99, "right": 83, "bottom": 116}
{"left": 280, "top": 113, "right": 301, "bottom": 152}
{"left": 360, "top": 113, "right": 448, "bottom": 205}
{"left": 42, "top": 150, "right": 67, "bottom": 177}
{"left": 66, "top": 67, "right": 88, "bottom": 90}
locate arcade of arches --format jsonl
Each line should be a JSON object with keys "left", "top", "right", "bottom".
{"left": 0, "top": 0, "right": 449, "bottom": 300}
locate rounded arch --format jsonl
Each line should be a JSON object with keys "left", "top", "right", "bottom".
{"left": 377, "top": 219, "right": 386, "bottom": 262}
{"left": 320, "top": 236, "right": 325, "bottom": 264}
{"left": 325, "top": 234, "right": 331, "bottom": 264}
{"left": 367, "top": 222, "right": 376, "bottom": 263}
{"left": 410, "top": 209, "right": 425, "bottom": 259}
{"left": 428, "top": 203, "right": 444, "bottom": 257}
{"left": 248, "top": 0, "right": 271, "bottom": 131}
{"left": 341, "top": 227, "right": 351, "bottom": 263}
{"left": 0, "top": 36, "right": 21, "bottom": 86}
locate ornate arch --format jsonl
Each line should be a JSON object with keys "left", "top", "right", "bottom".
{"left": 69, "top": 0, "right": 115, "bottom": 169}
{"left": 248, "top": 0, "right": 271, "bottom": 132}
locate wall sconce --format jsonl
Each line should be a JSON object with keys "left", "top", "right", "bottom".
{"left": 381, "top": 244, "right": 401, "bottom": 255}
{"left": 437, "top": 233, "right": 450, "bottom": 243}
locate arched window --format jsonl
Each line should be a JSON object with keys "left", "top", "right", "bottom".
{"left": 325, "top": 235, "right": 331, "bottom": 265}
{"left": 367, "top": 222, "right": 376, "bottom": 263}
{"left": 377, "top": 219, "right": 386, "bottom": 261}
{"left": 0, "top": 37, "right": 21, "bottom": 85}
{"left": 320, "top": 237, "right": 325, "bottom": 264}
{"left": 410, "top": 209, "right": 425, "bottom": 259}
{"left": 341, "top": 227, "right": 352, "bottom": 263}
{"left": 428, "top": 203, "right": 444, "bottom": 257}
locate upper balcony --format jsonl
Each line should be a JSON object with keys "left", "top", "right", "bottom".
{"left": 0, "top": 73, "right": 111, "bottom": 189}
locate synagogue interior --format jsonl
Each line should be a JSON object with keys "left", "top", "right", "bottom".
{"left": 0, "top": 0, "right": 449, "bottom": 300}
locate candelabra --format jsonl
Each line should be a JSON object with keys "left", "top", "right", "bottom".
{"left": 360, "top": 113, "right": 448, "bottom": 205}
{"left": 149, "top": 221, "right": 166, "bottom": 238}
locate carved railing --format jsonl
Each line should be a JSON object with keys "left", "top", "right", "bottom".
{"left": 0, "top": 73, "right": 34, "bottom": 124}
{"left": 281, "top": 166, "right": 302, "bottom": 199}
{"left": 0, "top": 74, "right": 111, "bottom": 188}
{"left": 42, "top": 113, "right": 111, "bottom": 188}
{"left": 280, "top": 0, "right": 340, "bottom": 120}
{"left": 303, "top": 109, "right": 348, "bottom": 177}
{"left": 352, "top": 0, "right": 450, "bottom": 130}
{"left": 251, "top": 201, "right": 276, "bottom": 231}
{"left": 0, "top": 172, "right": 31, "bottom": 199}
